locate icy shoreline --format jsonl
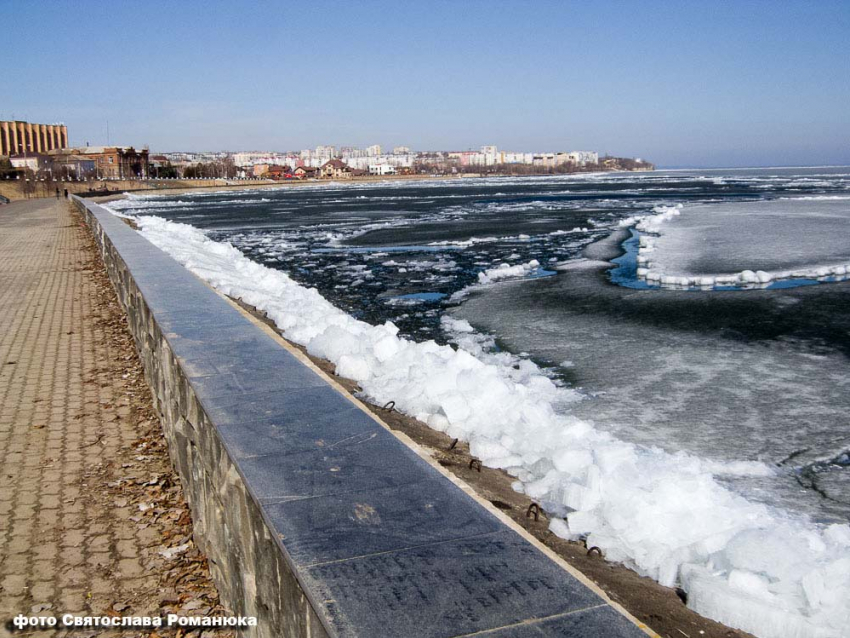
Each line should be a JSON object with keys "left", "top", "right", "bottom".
{"left": 117, "top": 209, "right": 850, "bottom": 638}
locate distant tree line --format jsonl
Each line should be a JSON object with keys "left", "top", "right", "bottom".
{"left": 182, "top": 158, "right": 237, "bottom": 179}
{"left": 0, "top": 158, "right": 15, "bottom": 179}
{"left": 149, "top": 162, "right": 179, "bottom": 179}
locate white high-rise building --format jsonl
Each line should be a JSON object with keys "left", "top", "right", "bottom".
{"left": 479, "top": 145, "right": 498, "bottom": 166}
{"left": 366, "top": 144, "right": 382, "bottom": 156}
{"left": 343, "top": 156, "right": 369, "bottom": 170}
{"left": 502, "top": 152, "right": 533, "bottom": 164}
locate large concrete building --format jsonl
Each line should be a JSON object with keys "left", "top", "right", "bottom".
{"left": 0, "top": 121, "right": 68, "bottom": 156}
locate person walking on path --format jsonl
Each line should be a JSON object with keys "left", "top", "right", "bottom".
{"left": 54, "top": 187, "right": 60, "bottom": 199}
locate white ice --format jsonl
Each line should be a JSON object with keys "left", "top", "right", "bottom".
{"left": 477, "top": 259, "right": 541, "bottom": 284}
{"left": 120, "top": 211, "right": 850, "bottom": 638}
{"left": 628, "top": 199, "right": 850, "bottom": 288}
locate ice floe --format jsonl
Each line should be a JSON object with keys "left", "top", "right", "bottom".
{"left": 623, "top": 200, "right": 850, "bottom": 289}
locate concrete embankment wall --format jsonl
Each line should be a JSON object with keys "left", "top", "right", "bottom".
{"left": 2, "top": 173, "right": 469, "bottom": 202}
{"left": 72, "top": 195, "right": 653, "bottom": 638}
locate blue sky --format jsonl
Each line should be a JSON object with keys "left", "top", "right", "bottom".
{"left": 3, "top": 0, "right": 849, "bottom": 167}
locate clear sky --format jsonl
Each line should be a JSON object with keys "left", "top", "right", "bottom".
{"left": 3, "top": 0, "right": 849, "bottom": 167}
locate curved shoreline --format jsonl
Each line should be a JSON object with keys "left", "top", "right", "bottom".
{"left": 103, "top": 191, "right": 750, "bottom": 638}
{"left": 108, "top": 174, "right": 850, "bottom": 638}
{"left": 134, "top": 209, "right": 850, "bottom": 638}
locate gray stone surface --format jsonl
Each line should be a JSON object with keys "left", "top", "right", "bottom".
{"left": 264, "top": 479, "right": 504, "bottom": 566}
{"left": 214, "top": 389, "right": 371, "bottom": 460}
{"left": 234, "top": 427, "right": 427, "bottom": 502}
{"left": 73, "top": 196, "right": 650, "bottom": 638}
{"left": 476, "top": 605, "right": 646, "bottom": 637}
{"left": 303, "top": 531, "right": 608, "bottom": 638}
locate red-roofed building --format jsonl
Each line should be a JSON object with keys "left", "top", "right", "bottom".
{"left": 267, "top": 165, "right": 292, "bottom": 180}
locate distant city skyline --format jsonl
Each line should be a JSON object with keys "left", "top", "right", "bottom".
{"left": 4, "top": 0, "right": 849, "bottom": 168}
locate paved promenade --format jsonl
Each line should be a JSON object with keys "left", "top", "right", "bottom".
{"left": 0, "top": 199, "right": 228, "bottom": 634}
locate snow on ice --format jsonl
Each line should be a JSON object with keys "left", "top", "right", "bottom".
{"left": 477, "top": 259, "right": 541, "bottom": 284}
{"left": 625, "top": 200, "right": 850, "bottom": 289}
{"left": 128, "top": 213, "right": 850, "bottom": 638}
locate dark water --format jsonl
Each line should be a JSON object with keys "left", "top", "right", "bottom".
{"left": 111, "top": 167, "right": 850, "bottom": 522}
{"left": 111, "top": 167, "right": 850, "bottom": 343}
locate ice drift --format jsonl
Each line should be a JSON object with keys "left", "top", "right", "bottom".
{"left": 477, "top": 259, "right": 541, "bottom": 284}
{"left": 128, "top": 213, "right": 850, "bottom": 638}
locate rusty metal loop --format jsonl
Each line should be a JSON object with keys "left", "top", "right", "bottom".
{"left": 526, "top": 503, "right": 540, "bottom": 521}
{"left": 382, "top": 400, "right": 395, "bottom": 412}
{"left": 587, "top": 546, "right": 603, "bottom": 558}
